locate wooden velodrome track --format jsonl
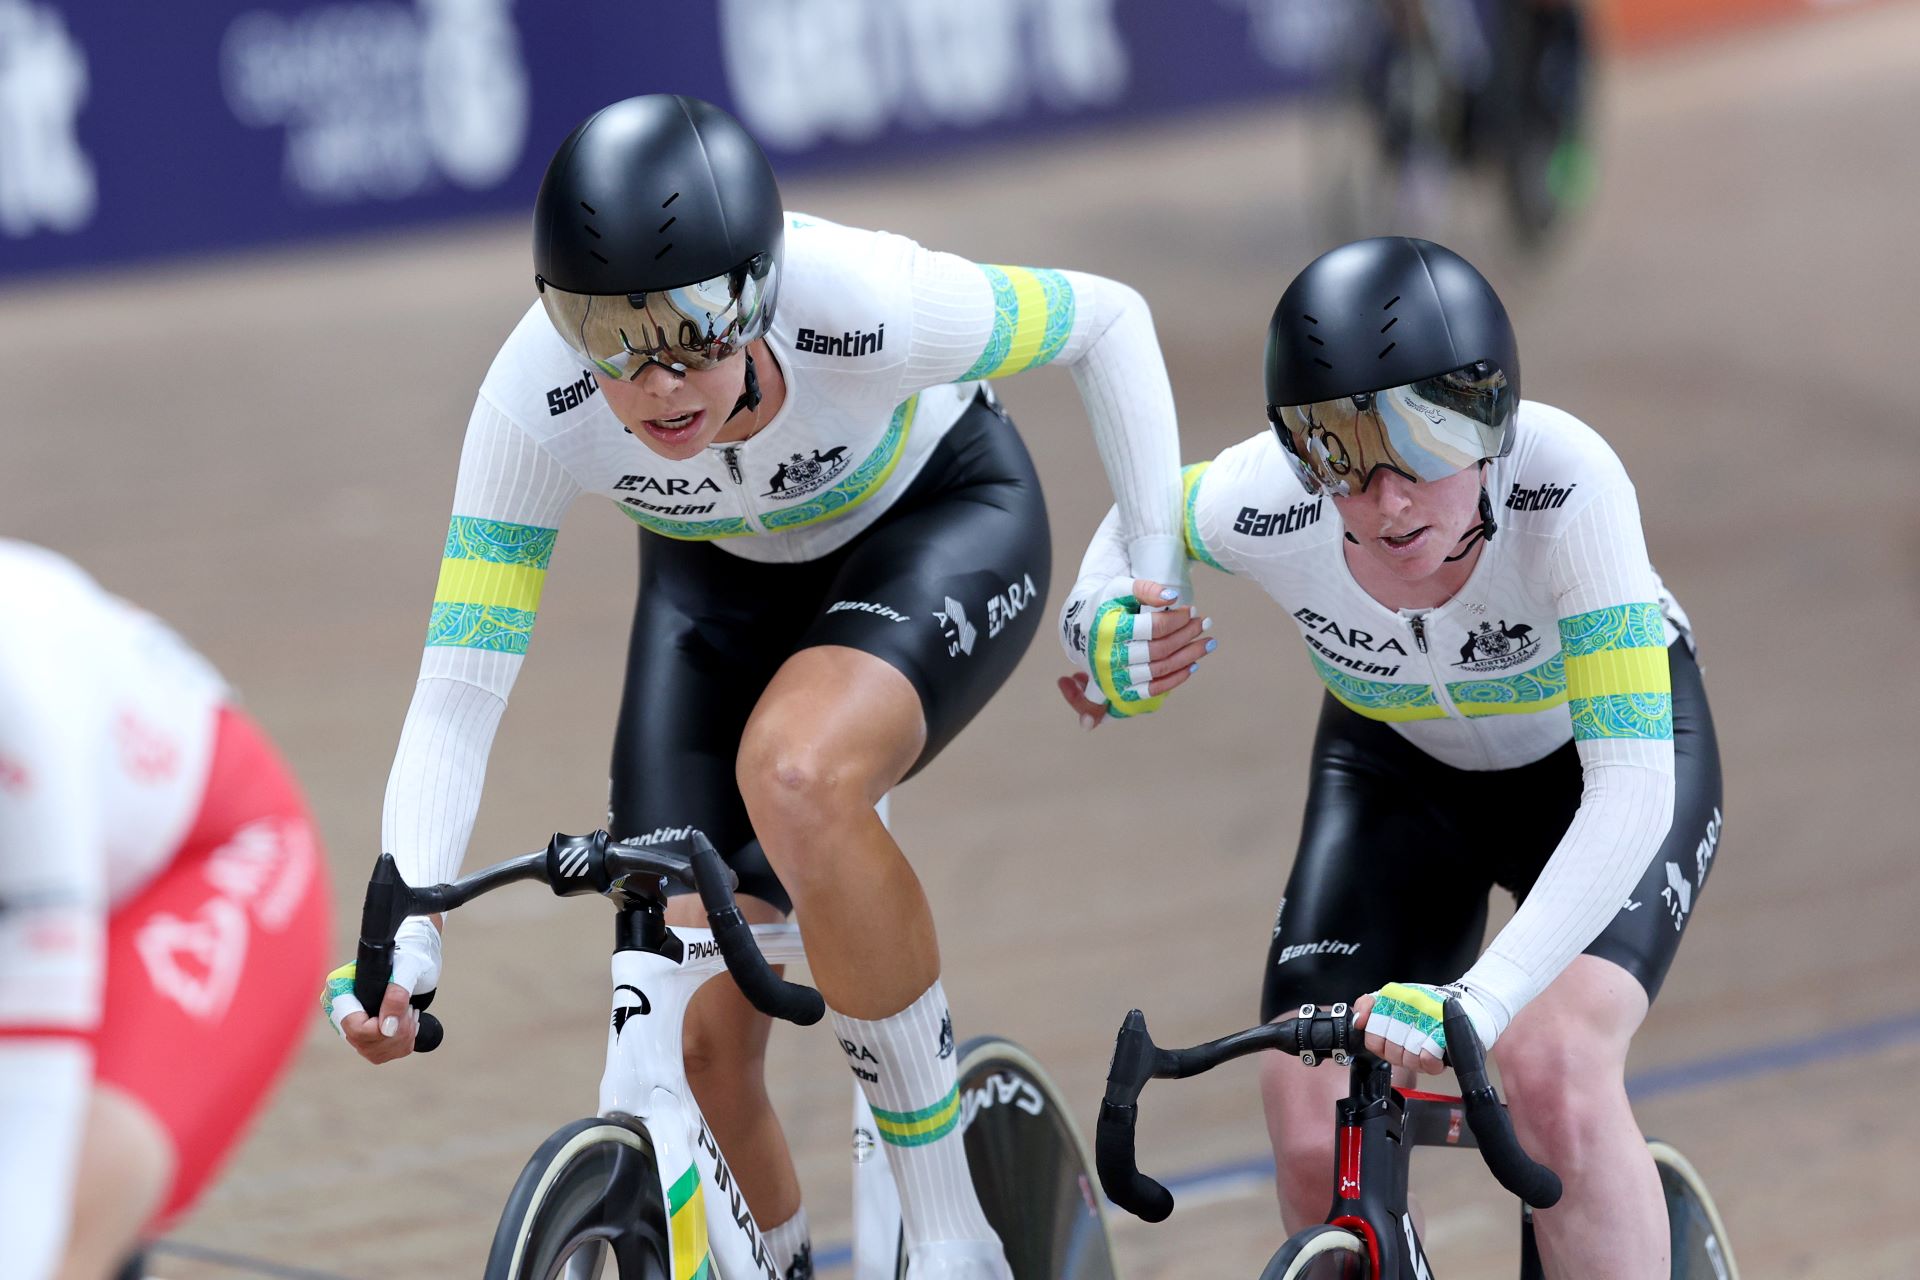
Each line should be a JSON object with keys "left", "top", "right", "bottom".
{"left": 2, "top": 5, "right": 1915, "bottom": 1276}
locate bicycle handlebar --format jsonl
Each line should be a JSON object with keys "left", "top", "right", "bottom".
{"left": 351, "top": 829, "right": 825, "bottom": 1053}
{"left": 1095, "top": 999, "right": 1560, "bottom": 1222}
{"left": 1443, "top": 1000, "right": 1562, "bottom": 1209}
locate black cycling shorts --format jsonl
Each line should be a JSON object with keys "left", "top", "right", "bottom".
{"left": 1259, "top": 641, "right": 1722, "bottom": 1023}
{"left": 607, "top": 392, "right": 1050, "bottom": 914}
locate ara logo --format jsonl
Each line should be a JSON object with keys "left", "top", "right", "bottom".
{"left": 795, "top": 324, "right": 884, "bottom": 357}
{"left": 959, "top": 1071, "right": 1045, "bottom": 1133}
{"left": 1293, "top": 606, "right": 1405, "bottom": 677}
{"left": 839, "top": 1035, "right": 880, "bottom": 1082}
{"left": 766, "top": 446, "right": 851, "bottom": 498}
{"left": 838, "top": 1037, "right": 879, "bottom": 1063}
{"left": 545, "top": 369, "right": 598, "bottom": 416}
{"left": 614, "top": 474, "right": 723, "bottom": 497}
{"left": 1061, "top": 596, "right": 1089, "bottom": 658}
{"left": 935, "top": 596, "right": 977, "bottom": 658}
{"left": 611, "top": 984, "right": 651, "bottom": 1035}
{"left": 936, "top": 1011, "right": 954, "bottom": 1060}
{"left": 1454, "top": 619, "right": 1540, "bottom": 672}
{"left": 986, "top": 573, "right": 1039, "bottom": 639}
{"left": 1233, "top": 498, "right": 1322, "bottom": 537}
{"left": 1505, "top": 481, "right": 1578, "bottom": 512}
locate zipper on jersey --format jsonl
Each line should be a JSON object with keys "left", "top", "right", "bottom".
{"left": 1407, "top": 611, "right": 1465, "bottom": 721}
{"left": 716, "top": 444, "right": 765, "bottom": 534}
{"left": 1407, "top": 609, "right": 1497, "bottom": 766}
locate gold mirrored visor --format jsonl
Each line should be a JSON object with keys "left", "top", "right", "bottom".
{"left": 538, "top": 259, "right": 776, "bottom": 377}
{"left": 1267, "top": 363, "right": 1515, "bottom": 497}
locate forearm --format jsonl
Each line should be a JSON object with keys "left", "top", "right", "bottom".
{"left": 381, "top": 675, "right": 508, "bottom": 894}
{"left": 1058, "top": 272, "right": 1184, "bottom": 584}
{"left": 1458, "top": 756, "right": 1676, "bottom": 1037}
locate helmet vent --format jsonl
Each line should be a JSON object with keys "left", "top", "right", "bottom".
{"left": 1303, "top": 314, "right": 1332, "bottom": 368}
{"left": 1378, "top": 342, "right": 1397, "bottom": 358}
{"left": 662, "top": 192, "right": 679, "bottom": 208}
{"left": 654, "top": 244, "right": 673, "bottom": 260}
{"left": 590, "top": 250, "right": 608, "bottom": 265}
{"left": 1383, "top": 295, "right": 1400, "bottom": 310}
{"left": 658, "top": 217, "right": 676, "bottom": 233}
{"left": 578, "top": 201, "right": 597, "bottom": 215}
{"left": 1380, "top": 317, "right": 1397, "bottom": 333}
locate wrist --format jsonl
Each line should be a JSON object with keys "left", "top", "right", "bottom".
{"left": 1125, "top": 533, "right": 1185, "bottom": 591}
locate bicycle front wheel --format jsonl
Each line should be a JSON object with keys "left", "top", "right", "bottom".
{"left": 957, "top": 1035, "right": 1116, "bottom": 1280}
{"left": 1259, "top": 1225, "right": 1370, "bottom": 1280}
{"left": 485, "top": 1115, "right": 674, "bottom": 1280}
{"left": 1649, "top": 1139, "right": 1739, "bottom": 1280}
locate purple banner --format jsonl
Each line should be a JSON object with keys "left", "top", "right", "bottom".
{"left": 0, "top": 0, "right": 1344, "bottom": 282}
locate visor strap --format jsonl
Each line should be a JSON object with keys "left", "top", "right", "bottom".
{"left": 1443, "top": 482, "right": 1499, "bottom": 563}
{"left": 724, "top": 350, "right": 761, "bottom": 426}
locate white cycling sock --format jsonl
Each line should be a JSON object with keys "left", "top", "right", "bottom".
{"left": 763, "top": 1206, "right": 812, "bottom": 1280}
{"left": 830, "top": 981, "right": 998, "bottom": 1248}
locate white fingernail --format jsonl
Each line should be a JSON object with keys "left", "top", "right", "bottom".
{"left": 1201, "top": 616, "right": 1213, "bottom": 631}
{"left": 1080, "top": 714, "right": 1096, "bottom": 731}
{"left": 381, "top": 1016, "right": 399, "bottom": 1037}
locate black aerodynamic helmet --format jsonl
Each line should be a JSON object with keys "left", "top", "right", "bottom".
{"left": 533, "top": 94, "right": 784, "bottom": 378}
{"left": 1264, "top": 237, "right": 1521, "bottom": 496}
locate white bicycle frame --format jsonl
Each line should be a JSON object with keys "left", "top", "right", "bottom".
{"left": 595, "top": 922, "right": 905, "bottom": 1280}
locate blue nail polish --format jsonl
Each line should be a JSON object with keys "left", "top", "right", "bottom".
{"left": 1205, "top": 638, "right": 1217, "bottom": 653}
{"left": 1162, "top": 587, "right": 1180, "bottom": 601}
{"left": 1188, "top": 662, "right": 1198, "bottom": 673}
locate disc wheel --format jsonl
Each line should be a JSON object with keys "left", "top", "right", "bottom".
{"left": 954, "top": 1035, "right": 1116, "bottom": 1280}
{"left": 485, "top": 1115, "right": 674, "bottom": 1280}
{"left": 1259, "top": 1225, "right": 1371, "bottom": 1279}
{"left": 1648, "top": 1139, "right": 1739, "bottom": 1280}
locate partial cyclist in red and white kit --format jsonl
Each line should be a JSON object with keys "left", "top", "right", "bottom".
{"left": 320, "top": 95, "right": 1211, "bottom": 1280}
{"left": 1060, "top": 239, "right": 1721, "bottom": 1278}
{"left": 0, "top": 541, "right": 330, "bottom": 1280}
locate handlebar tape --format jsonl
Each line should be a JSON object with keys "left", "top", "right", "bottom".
{"left": 1095, "top": 1101, "right": 1174, "bottom": 1222}
{"left": 1443, "top": 1000, "right": 1562, "bottom": 1208}
{"left": 688, "top": 835, "right": 825, "bottom": 1026}
{"left": 1095, "top": 1010, "right": 1177, "bottom": 1221}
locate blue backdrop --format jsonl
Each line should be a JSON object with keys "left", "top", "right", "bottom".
{"left": 0, "top": 0, "right": 1342, "bottom": 281}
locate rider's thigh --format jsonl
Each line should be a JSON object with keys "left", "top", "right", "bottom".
{"left": 1491, "top": 954, "right": 1648, "bottom": 1154}
{"left": 60, "top": 1084, "right": 172, "bottom": 1280}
